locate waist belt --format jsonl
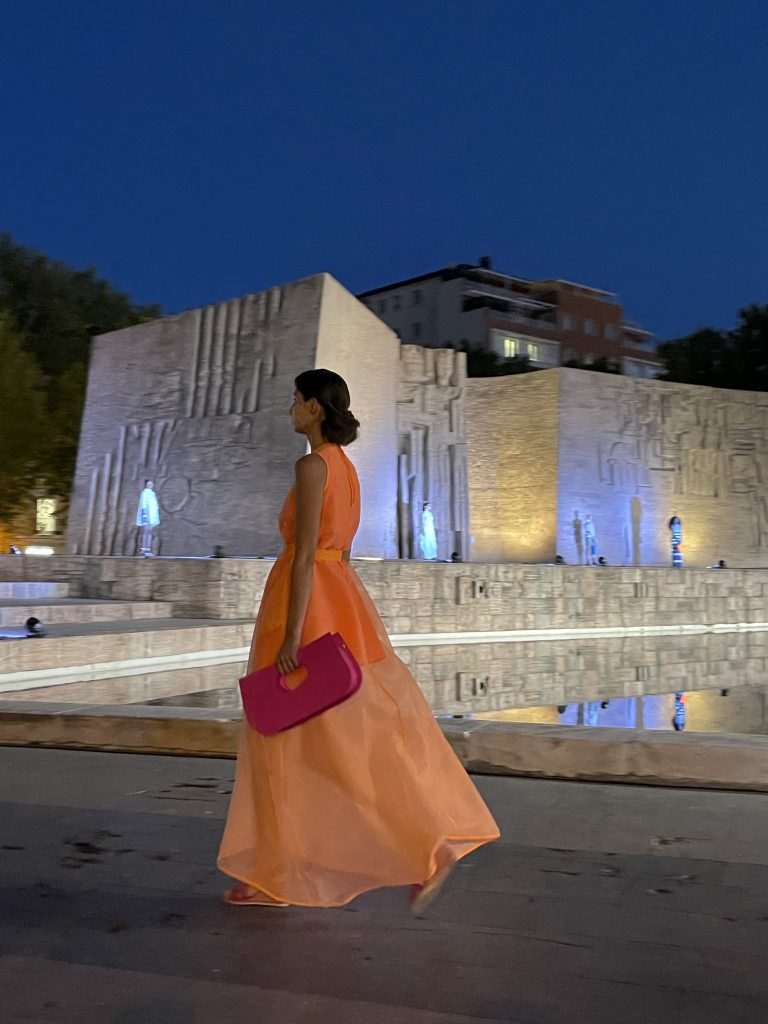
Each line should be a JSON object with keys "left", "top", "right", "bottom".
{"left": 284, "top": 544, "right": 347, "bottom": 561}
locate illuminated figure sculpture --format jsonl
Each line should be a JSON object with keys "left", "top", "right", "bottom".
{"left": 419, "top": 501, "right": 438, "bottom": 560}
{"left": 136, "top": 479, "right": 160, "bottom": 556}
{"left": 584, "top": 514, "right": 598, "bottom": 565}
{"left": 668, "top": 515, "right": 683, "bottom": 568}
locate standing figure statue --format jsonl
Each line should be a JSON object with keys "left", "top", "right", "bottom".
{"left": 584, "top": 514, "right": 598, "bottom": 565}
{"left": 668, "top": 515, "right": 683, "bottom": 568}
{"left": 136, "top": 479, "right": 160, "bottom": 557}
{"left": 419, "top": 501, "right": 438, "bottom": 560}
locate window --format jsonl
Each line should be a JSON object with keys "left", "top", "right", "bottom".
{"left": 392, "top": 294, "right": 401, "bottom": 311}
{"left": 604, "top": 323, "right": 616, "bottom": 339}
{"left": 561, "top": 313, "right": 574, "bottom": 330}
{"left": 412, "top": 288, "right": 423, "bottom": 306}
{"left": 584, "top": 319, "right": 596, "bottom": 335}
{"left": 378, "top": 299, "right": 388, "bottom": 314}
{"left": 411, "top": 322, "right": 422, "bottom": 340}
{"left": 502, "top": 336, "right": 520, "bottom": 358}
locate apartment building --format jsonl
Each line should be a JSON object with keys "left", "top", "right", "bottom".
{"left": 358, "top": 258, "right": 661, "bottom": 378}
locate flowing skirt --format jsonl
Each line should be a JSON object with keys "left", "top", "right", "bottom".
{"left": 218, "top": 560, "right": 500, "bottom": 907}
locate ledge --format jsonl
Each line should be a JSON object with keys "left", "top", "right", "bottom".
{"left": 1, "top": 701, "right": 767, "bottom": 791}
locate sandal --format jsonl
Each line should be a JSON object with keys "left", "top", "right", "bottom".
{"left": 222, "top": 883, "right": 289, "bottom": 907}
{"left": 409, "top": 849, "right": 456, "bottom": 916}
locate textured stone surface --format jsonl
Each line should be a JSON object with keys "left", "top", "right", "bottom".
{"left": 67, "top": 274, "right": 400, "bottom": 559}
{"left": 3, "top": 555, "right": 768, "bottom": 712}
{"left": 466, "top": 367, "right": 768, "bottom": 567}
{"left": 466, "top": 372, "right": 559, "bottom": 562}
{"left": 3, "top": 702, "right": 768, "bottom": 792}
{"left": 397, "top": 345, "right": 469, "bottom": 559}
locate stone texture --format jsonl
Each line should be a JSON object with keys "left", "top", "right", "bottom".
{"left": 3, "top": 555, "right": 768, "bottom": 712}
{"left": 466, "top": 371, "right": 560, "bottom": 563}
{"left": 3, "top": 702, "right": 768, "bottom": 792}
{"left": 466, "top": 367, "right": 768, "bottom": 567}
{"left": 67, "top": 274, "right": 400, "bottom": 559}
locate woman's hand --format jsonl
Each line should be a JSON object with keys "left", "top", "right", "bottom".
{"left": 276, "top": 634, "right": 301, "bottom": 677}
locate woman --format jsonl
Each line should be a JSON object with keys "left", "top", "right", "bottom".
{"left": 218, "top": 369, "right": 499, "bottom": 912}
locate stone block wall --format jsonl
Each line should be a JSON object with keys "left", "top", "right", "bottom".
{"left": 466, "top": 372, "right": 559, "bottom": 562}
{"left": 556, "top": 369, "right": 768, "bottom": 569}
{"left": 3, "top": 555, "right": 766, "bottom": 714}
{"left": 67, "top": 274, "right": 400, "bottom": 559}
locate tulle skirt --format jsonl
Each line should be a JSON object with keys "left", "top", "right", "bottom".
{"left": 217, "top": 559, "right": 500, "bottom": 907}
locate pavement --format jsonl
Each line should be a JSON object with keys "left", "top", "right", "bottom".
{"left": 1, "top": 747, "right": 767, "bottom": 1024}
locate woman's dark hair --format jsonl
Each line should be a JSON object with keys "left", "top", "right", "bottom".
{"left": 295, "top": 369, "right": 360, "bottom": 446}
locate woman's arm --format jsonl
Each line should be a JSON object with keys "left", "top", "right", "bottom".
{"left": 275, "top": 453, "right": 326, "bottom": 675}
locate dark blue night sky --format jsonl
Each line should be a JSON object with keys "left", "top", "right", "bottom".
{"left": 3, "top": 0, "right": 766, "bottom": 339}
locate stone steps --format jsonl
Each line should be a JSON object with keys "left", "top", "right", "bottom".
{"left": 0, "top": 599, "right": 175, "bottom": 627}
{"left": 0, "top": 618, "right": 252, "bottom": 696}
{"left": 0, "top": 582, "right": 70, "bottom": 599}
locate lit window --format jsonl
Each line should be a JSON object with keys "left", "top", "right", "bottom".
{"left": 411, "top": 322, "right": 422, "bottom": 340}
{"left": 412, "top": 289, "right": 423, "bottom": 306}
{"left": 378, "top": 299, "right": 388, "bottom": 314}
{"left": 584, "top": 319, "right": 596, "bottom": 335}
{"left": 503, "top": 336, "right": 519, "bottom": 358}
{"left": 527, "top": 342, "right": 540, "bottom": 362}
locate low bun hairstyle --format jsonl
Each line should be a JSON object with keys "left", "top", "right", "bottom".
{"left": 295, "top": 368, "right": 360, "bottom": 446}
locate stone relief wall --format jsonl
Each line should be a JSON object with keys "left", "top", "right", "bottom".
{"left": 556, "top": 369, "right": 768, "bottom": 568}
{"left": 67, "top": 274, "right": 400, "bottom": 557}
{"left": 396, "top": 346, "right": 470, "bottom": 560}
{"left": 465, "top": 373, "right": 560, "bottom": 562}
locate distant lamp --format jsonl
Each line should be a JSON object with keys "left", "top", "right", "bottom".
{"left": 25, "top": 617, "right": 45, "bottom": 637}
{"left": 9, "top": 545, "right": 22, "bottom": 555}
{"left": 24, "top": 546, "right": 54, "bottom": 556}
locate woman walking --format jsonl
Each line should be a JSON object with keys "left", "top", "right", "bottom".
{"left": 218, "top": 369, "right": 499, "bottom": 911}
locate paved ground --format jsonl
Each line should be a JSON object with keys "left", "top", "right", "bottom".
{"left": 1, "top": 747, "right": 767, "bottom": 1024}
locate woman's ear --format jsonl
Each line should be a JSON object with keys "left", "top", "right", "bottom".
{"left": 307, "top": 397, "right": 324, "bottom": 420}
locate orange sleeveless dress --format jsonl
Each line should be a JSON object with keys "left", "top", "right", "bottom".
{"left": 218, "top": 443, "right": 499, "bottom": 907}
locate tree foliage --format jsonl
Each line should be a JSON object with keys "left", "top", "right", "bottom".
{"left": 459, "top": 342, "right": 535, "bottom": 377}
{"left": 658, "top": 305, "right": 768, "bottom": 391}
{"left": 0, "top": 235, "right": 161, "bottom": 518}
{"left": 0, "top": 315, "right": 47, "bottom": 519}
{"left": 0, "top": 234, "right": 160, "bottom": 378}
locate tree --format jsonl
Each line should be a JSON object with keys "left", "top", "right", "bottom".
{"left": 0, "top": 235, "right": 161, "bottom": 513}
{"left": 0, "top": 314, "right": 47, "bottom": 519}
{"left": 563, "top": 356, "right": 621, "bottom": 374}
{"left": 0, "top": 233, "right": 160, "bottom": 378}
{"left": 459, "top": 342, "right": 535, "bottom": 377}
{"left": 658, "top": 306, "right": 768, "bottom": 391}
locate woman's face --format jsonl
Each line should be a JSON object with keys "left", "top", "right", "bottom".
{"left": 289, "top": 390, "right": 320, "bottom": 435}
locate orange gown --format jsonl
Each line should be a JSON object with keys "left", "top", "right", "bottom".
{"left": 218, "top": 443, "right": 499, "bottom": 907}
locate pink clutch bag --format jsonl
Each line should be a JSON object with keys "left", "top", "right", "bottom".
{"left": 239, "top": 632, "right": 362, "bottom": 735}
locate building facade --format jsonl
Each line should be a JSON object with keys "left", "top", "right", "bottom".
{"left": 358, "top": 258, "right": 662, "bottom": 378}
